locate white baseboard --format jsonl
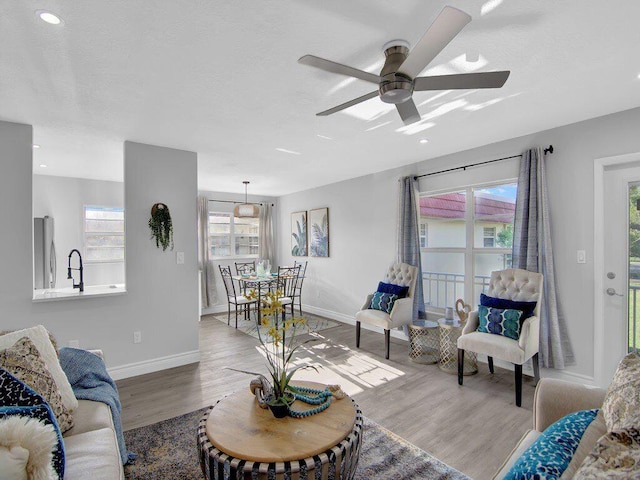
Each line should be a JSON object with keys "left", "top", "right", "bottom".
{"left": 108, "top": 350, "right": 200, "bottom": 381}
{"left": 201, "top": 304, "right": 227, "bottom": 316}
{"left": 302, "top": 304, "right": 408, "bottom": 341}
{"left": 475, "top": 354, "right": 596, "bottom": 385}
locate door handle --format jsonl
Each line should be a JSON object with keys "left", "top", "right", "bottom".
{"left": 606, "top": 288, "right": 624, "bottom": 297}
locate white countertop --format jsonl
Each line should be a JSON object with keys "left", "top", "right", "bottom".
{"left": 33, "top": 284, "right": 127, "bottom": 302}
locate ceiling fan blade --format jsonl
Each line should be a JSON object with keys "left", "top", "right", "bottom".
{"left": 398, "top": 6, "right": 472, "bottom": 79}
{"left": 316, "top": 91, "right": 379, "bottom": 116}
{"left": 396, "top": 99, "right": 421, "bottom": 125}
{"left": 414, "top": 71, "right": 510, "bottom": 91}
{"left": 298, "top": 55, "right": 381, "bottom": 84}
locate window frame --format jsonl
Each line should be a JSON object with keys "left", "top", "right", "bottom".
{"left": 420, "top": 179, "right": 517, "bottom": 313}
{"left": 208, "top": 211, "right": 260, "bottom": 260}
{"left": 83, "top": 205, "right": 125, "bottom": 264}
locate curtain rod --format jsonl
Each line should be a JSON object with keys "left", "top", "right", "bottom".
{"left": 414, "top": 145, "right": 554, "bottom": 180}
{"left": 208, "top": 199, "right": 275, "bottom": 207}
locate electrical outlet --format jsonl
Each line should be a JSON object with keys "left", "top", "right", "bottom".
{"left": 176, "top": 251, "right": 184, "bottom": 264}
{"left": 68, "top": 340, "right": 80, "bottom": 348}
{"left": 133, "top": 331, "right": 142, "bottom": 344}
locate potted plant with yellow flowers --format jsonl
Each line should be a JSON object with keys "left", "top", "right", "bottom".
{"left": 234, "top": 289, "right": 318, "bottom": 418}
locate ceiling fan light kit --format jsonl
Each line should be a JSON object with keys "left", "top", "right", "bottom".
{"left": 299, "top": 6, "right": 510, "bottom": 126}
{"left": 234, "top": 181, "right": 260, "bottom": 218}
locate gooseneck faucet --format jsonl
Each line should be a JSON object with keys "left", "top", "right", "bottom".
{"left": 67, "top": 249, "right": 84, "bottom": 292}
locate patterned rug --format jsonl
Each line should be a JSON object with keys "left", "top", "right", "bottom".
{"left": 208, "top": 311, "right": 341, "bottom": 341}
{"left": 124, "top": 408, "right": 470, "bottom": 480}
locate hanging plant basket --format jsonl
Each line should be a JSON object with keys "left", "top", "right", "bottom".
{"left": 149, "top": 203, "right": 174, "bottom": 251}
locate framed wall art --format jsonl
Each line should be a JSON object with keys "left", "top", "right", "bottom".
{"left": 291, "top": 211, "right": 307, "bottom": 256}
{"left": 309, "top": 207, "right": 329, "bottom": 257}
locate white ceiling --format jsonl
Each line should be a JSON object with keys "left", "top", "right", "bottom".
{"left": 2, "top": 1, "right": 640, "bottom": 196}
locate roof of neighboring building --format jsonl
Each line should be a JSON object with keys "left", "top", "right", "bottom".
{"left": 420, "top": 193, "right": 515, "bottom": 223}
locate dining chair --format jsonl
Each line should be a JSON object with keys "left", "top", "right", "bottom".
{"left": 218, "top": 265, "right": 257, "bottom": 328}
{"left": 292, "top": 260, "right": 308, "bottom": 316}
{"left": 235, "top": 260, "right": 258, "bottom": 293}
{"left": 457, "top": 268, "right": 543, "bottom": 407}
{"left": 274, "top": 265, "right": 301, "bottom": 320}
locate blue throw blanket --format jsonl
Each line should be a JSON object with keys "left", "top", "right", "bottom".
{"left": 59, "top": 347, "right": 135, "bottom": 465}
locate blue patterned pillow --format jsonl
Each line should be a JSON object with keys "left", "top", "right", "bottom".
{"left": 480, "top": 293, "right": 537, "bottom": 322}
{"left": 377, "top": 282, "right": 409, "bottom": 299}
{"left": 504, "top": 409, "right": 599, "bottom": 480}
{"left": 477, "top": 305, "right": 522, "bottom": 340}
{"left": 0, "top": 367, "right": 65, "bottom": 479}
{"left": 369, "top": 292, "right": 399, "bottom": 314}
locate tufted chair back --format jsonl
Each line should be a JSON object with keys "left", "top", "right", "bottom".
{"left": 383, "top": 262, "right": 418, "bottom": 299}
{"left": 487, "top": 268, "right": 543, "bottom": 317}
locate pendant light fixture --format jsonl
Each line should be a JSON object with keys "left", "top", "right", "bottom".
{"left": 233, "top": 181, "right": 259, "bottom": 218}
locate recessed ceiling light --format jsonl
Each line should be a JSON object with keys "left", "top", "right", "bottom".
{"left": 39, "top": 164, "right": 48, "bottom": 168}
{"left": 33, "top": 144, "right": 41, "bottom": 149}
{"left": 36, "top": 10, "right": 63, "bottom": 25}
{"left": 275, "top": 148, "right": 302, "bottom": 155}
{"left": 316, "top": 135, "right": 332, "bottom": 140}
{"left": 419, "top": 139, "right": 429, "bottom": 144}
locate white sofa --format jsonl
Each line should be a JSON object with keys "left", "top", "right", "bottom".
{"left": 63, "top": 399, "right": 124, "bottom": 480}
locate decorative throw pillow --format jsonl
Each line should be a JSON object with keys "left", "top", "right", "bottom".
{"left": 0, "top": 411, "right": 60, "bottom": 480}
{"left": 477, "top": 305, "right": 523, "bottom": 340}
{"left": 369, "top": 292, "right": 399, "bottom": 314}
{"left": 504, "top": 409, "right": 599, "bottom": 480}
{"left": 480, "top": 293, "right": 537, "bottom": 321}
{"left": 574, "top": 427, "right": 640, "bottom": 479}
{"left": 0, "top": 325, "right": 78, "bottom": 412}
{"left": 0, "top": 368, "right": 65, "bottom": 479}
{"left": 376, "top": 281, "right": 409, "bottom": 299}
{"left": 602, "top": 351, "right": 640, "bottom": 431}
{"left": 0, "top": 337, "right": 74, "bottom": 433}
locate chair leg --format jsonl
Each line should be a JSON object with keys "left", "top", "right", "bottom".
{"left": 227, "top": 303, "right": 231, "bottom": 326}
{"left": 515, "top": 364, "right": 523, "bottom": 407}
{"left": 234, "top": 304, "right": 239, "bottom": 329}
{"left": 384, "top": 329, "right": 390, "bottom": 360}
{"left": 356, "top": 321, "right": 361, "bottom": 348}
{"left": 458, "top": 349, "right": 464, "bottom": 386}
{"left": 488, "top": 356, "right": 494, "bottom": 374}
{"left": 532, "top": 353, "right": 540, "bottom": 385}
{"left": 298, "top": 297, "right": 303, "bottom": 316}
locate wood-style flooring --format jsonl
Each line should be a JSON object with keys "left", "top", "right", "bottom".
{"left": 117, "top": 315, "right": 535, "bottom": 480}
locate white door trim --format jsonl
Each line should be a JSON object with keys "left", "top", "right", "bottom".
{"left": 594, "top": 151, "right": 640, "bottom": 387}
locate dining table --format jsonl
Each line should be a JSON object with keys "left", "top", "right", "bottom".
{"left": 233, "top": 273, "right": 278, "bottom": 319}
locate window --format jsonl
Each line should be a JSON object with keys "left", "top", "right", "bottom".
{"left": 208, "top": 212, "right": 259, "bottom": 258}
{"left": 420, "top": 223, "right": 428, "bottom": 248}
{"left": 420, "top": 182, "right": 517, "bottom": 310}
{"left": 84, "top": 206, "right": 125, "bottom": 263}
{"left": 483, "top": 227, "right": 496, "bottom": 248}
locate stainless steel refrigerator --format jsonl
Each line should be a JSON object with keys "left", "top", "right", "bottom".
{"left": 34, "top": 216, "right": 56, "bottom": 289}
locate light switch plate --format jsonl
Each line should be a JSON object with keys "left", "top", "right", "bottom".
{"left": 577, "top": 250, "right": 586, "bottom": 264}
{"left": 176, "top": 251, "right": 185, "bottom": 264}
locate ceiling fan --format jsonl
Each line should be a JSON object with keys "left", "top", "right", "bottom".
{"left": 298, "top": 6, "right": 510, "bottom": 126}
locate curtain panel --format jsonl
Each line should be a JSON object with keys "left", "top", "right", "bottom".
{"left": 258, "top": 203, "right": 275, "bottom": 267}
{"left": 197, "top": 196, "right": 217, "bottom": 308}
{"left": 397, "top": 176, "right": 426, "bottom": 321}
{"left": 512, "top": 147, "right": 574, "bottom": 368}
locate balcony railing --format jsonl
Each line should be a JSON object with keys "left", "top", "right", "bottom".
{"left": 423, "top": 271, "right": 490, "bottom": 310}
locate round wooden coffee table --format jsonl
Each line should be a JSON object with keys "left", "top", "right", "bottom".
{"left": 197, "top": 381, "right": 363, "bottom": 480}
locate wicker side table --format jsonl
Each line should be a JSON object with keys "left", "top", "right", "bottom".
{"left": 408, "top": 320, "right": 439, "bottom": 364}
{"left": 438, "top": 318, "right": 478, "bottom": 375}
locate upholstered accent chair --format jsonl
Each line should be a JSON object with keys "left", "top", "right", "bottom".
{"left": 457, "top": 268, "right": 544, "bottom": 407}
{"left": 355, "top": 262, "right": 418, "bottom": 360}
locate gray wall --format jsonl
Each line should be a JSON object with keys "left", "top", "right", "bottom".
{"left": 0, "top": 121, "right": 200, "bottom": 378}
{"left": 277, "top": 106, "right": 640, "bottom": 381}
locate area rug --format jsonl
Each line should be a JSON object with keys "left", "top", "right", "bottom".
{"left": 124, "top": 408, "right": 470, "bottom": 480}
{"left": 209, "top": 311, "right": 341, "bottom": 341}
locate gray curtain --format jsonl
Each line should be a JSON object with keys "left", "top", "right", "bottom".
{"left": 197, "top": 196, "right": 217, "bottom": 308}
{"left": 258, "top": 203, "right": 275, "bottom": 267}
{"left": 397, "top": 176, "right": 426, "bottom": 321}
{"left": 512, "top": 147, "right": 574, "bottom": 368}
